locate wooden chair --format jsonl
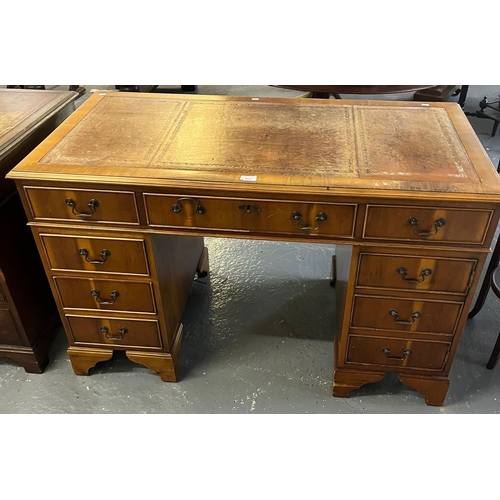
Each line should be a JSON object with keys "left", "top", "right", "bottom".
{"left": 468, "top": 233, "right": 500, "bottom": 369}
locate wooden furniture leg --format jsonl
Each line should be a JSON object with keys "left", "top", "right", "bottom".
{"left": 196, "top": 246, "right": 210, "bottom": 278}
{"left": 68, "top": 346, "right": 113, "bottom": 375}
{"left": 487, "top": 330, "right": 500, "bottom": 369}
{"left": 126, "top": 324, "right": 184, "bottom": 381}
{"left": 398, "top": 374, "right": 450, "bottom": 406}
{"left": 332, "top": 336, "right": 385, "bottom": 397}
{"left": 333, "top": 367, "right": 386, "bottom": 397}
{"left": 330, "top": 254, "right": 336, "bottom": 287}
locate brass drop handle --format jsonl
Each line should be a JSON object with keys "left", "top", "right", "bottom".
{"left": 407, "top": 216, "right": 446, "bottom": 237}
{"left": 100, "top": 326, "right": 128, "bottom": 341}
{"left": 397, "top": 267, "right": 432, "bottom": 283}
{"left": 79, "top": 248, "right": 111, "bottom": 264}
{"left": 292, "top": 211, "right": 328, "bottom": 231}
{"left": 66, "top": 198, "right": 99, "bottom": 218}
{"left": 382, "top": 347, "right": 412, "bottom": 361}
{"left": 389, "top": 309, "right": 421, "bottom": 325}
{"left": 91, "top": 289, "right": 120, "bottom": 305}
{"left": 172, "top": 197, "right": 206, "bottom": 214}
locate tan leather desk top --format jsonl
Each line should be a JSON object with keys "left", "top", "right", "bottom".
{"left": 7, "top": 92, "right": 500, "bottom": 202}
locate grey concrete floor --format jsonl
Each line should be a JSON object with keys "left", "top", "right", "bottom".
{"left": 1, "top": 85, "right": 499, "bottom": 413}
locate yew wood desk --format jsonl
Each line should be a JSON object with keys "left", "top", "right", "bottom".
{"left": 0, "top": 88, "right": 78, "bottom": 372}
{"left": 7, "top": 92, "right": 500, "bottom": 405}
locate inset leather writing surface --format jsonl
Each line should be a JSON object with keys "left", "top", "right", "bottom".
{"left": 153, "top": 101, "right": 357, "bottom": 176}
{"left": 40, "top": 97, "right": 183, "bottom": 167}
{"left": 355, "top": 106, "right": 477, "bottom": 183}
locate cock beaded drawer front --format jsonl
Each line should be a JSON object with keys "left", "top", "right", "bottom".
{"left": 355, "top": 251, "right": 479, "bottom": 296}
{"left": 24, "top": 187, "right": 140, "bottom": 225}
{"left": 7, "top": 92, "right": 500, "bottom": 406}
{"left": 363, "top": 205, "right": 494, "bottom": 245}
{"left": 53, "top": 277, "right": 157, "bottom": 315}
{"left": 144, "top": 193, "right": 357, "bottom": 238}
{"left": 39, "top": 233, "right": 151, "bottom": 276}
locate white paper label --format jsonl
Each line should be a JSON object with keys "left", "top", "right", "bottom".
{"left": 240, "top": 175, "right": 257, "bottom": 182}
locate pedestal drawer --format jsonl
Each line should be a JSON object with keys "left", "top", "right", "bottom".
{"left": 40, "top": 234, "right": 150, "bottom": 276}
{"left": 356, "top": 252, "right": 477, "bottom": 295}
{"left": 54, "top": 277, "right": 156, "bottom": 314}
{"left": 351, "top": 295, "right": 462, "bottom": 336}
{"left": 25, "top": 187, "right": 139, "bottom": 224}
{"left": 363, "top": 205, "right": 492, "bottom": 245}
{"left": 345, "top": 335, "right": 450, "bottom": 371}
{"left": 144, "top": 193, "right": 357, "bottom": 238}
{"left": 67, "top": 316, "right": 162, "bottom": 349}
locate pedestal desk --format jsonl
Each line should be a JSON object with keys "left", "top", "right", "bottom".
{"left": 0, "top": 88, "right": 78, "bottom": 372}
{"left": 7, "top": 92, "right": 500, "bottom": 405}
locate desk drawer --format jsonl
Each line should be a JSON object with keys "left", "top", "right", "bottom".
{"left": 351, "top": 295, "right": 462, "bottom": 336}
{"left": 363, "top": 205, "right": 492, "bottom": 245}
{"left": 345, "top": 335, "right": 450, "bottom": 371}
{"left": 40, "top": 234, "right": 150, "bottom": 276}
{"left": 356, "top": 252, "right": 477, "bottom": 295}
{"left": 67, "top": 316, "right": 162, "bottom": 349}
{"left": 25, "top": 187, "right": 139, "bottom": 224}
{"left": 54, "top": 277, "right": 156, "bottom": 314}
{"left": 145, "top": 194, "right": 357, "bottom": 238}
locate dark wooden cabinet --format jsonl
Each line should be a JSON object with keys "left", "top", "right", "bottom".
{"left": 0, "top": 88, "right": 78, "bottom": 372}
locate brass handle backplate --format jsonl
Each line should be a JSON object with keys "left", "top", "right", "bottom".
{"left": 407, "top": 216, "right": 446, "bottom": 237}
{"left": 66, "top": 198, "right": 99, "bottom": 218}
{"left": 91, "top": 289, "right": 120, "bottom": 305}
{"left": 292, "top": 211, "right": 328, "bottom": 231}
{"left": 389, "top": 309, "right": 421, "bottom": 325}
{"left": 79, "top": 248, "right": 110, "bottom": 265}
{"left": 382, "top": 347, "right": 412, "bottom": 361}
{"left": 172, "top": 197, "right": 206, "bottom": 215}
{"left": 100, "top": 326, "right": 128, "bottom": 341}
{"left": 397, "top": 267, "right": 432, "bottom": 283}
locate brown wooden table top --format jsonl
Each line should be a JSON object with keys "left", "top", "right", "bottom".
{"left": 273, "top": 85, "right": 433, "bottom": 94}
{"left": 0, "top": 88, "right": 78, "bottom": 162}
{"left": 7, "top": 92, "right": 500, "bottom": 202}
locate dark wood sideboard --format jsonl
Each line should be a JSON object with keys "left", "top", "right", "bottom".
{"left": 6, "top": 92, "right": 500, "bottom": 405}
{"left": 0, "top": 88, "right": 78, "bottom": 372}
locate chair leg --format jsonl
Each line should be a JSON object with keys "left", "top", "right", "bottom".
{"left": 469, "top": 234, "right": 500, "bottom": 318}
{"left": 486, "top": 330, "right": 500, "bottom": 369}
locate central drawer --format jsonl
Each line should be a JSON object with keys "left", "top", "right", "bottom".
{"left": 144, "top": 193, "right": 357, "bottom": 238}
{"left": 351, "top": 295, "right": 462, "bottom": 336}
{"left": 40, "top": 234, "right": 150, "bottom": 276}
{"left": 54, "top": 277, "right": 156, "bottom": 314}
{"left": 67, "top": 316, "right": 162, "bottom": 349}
